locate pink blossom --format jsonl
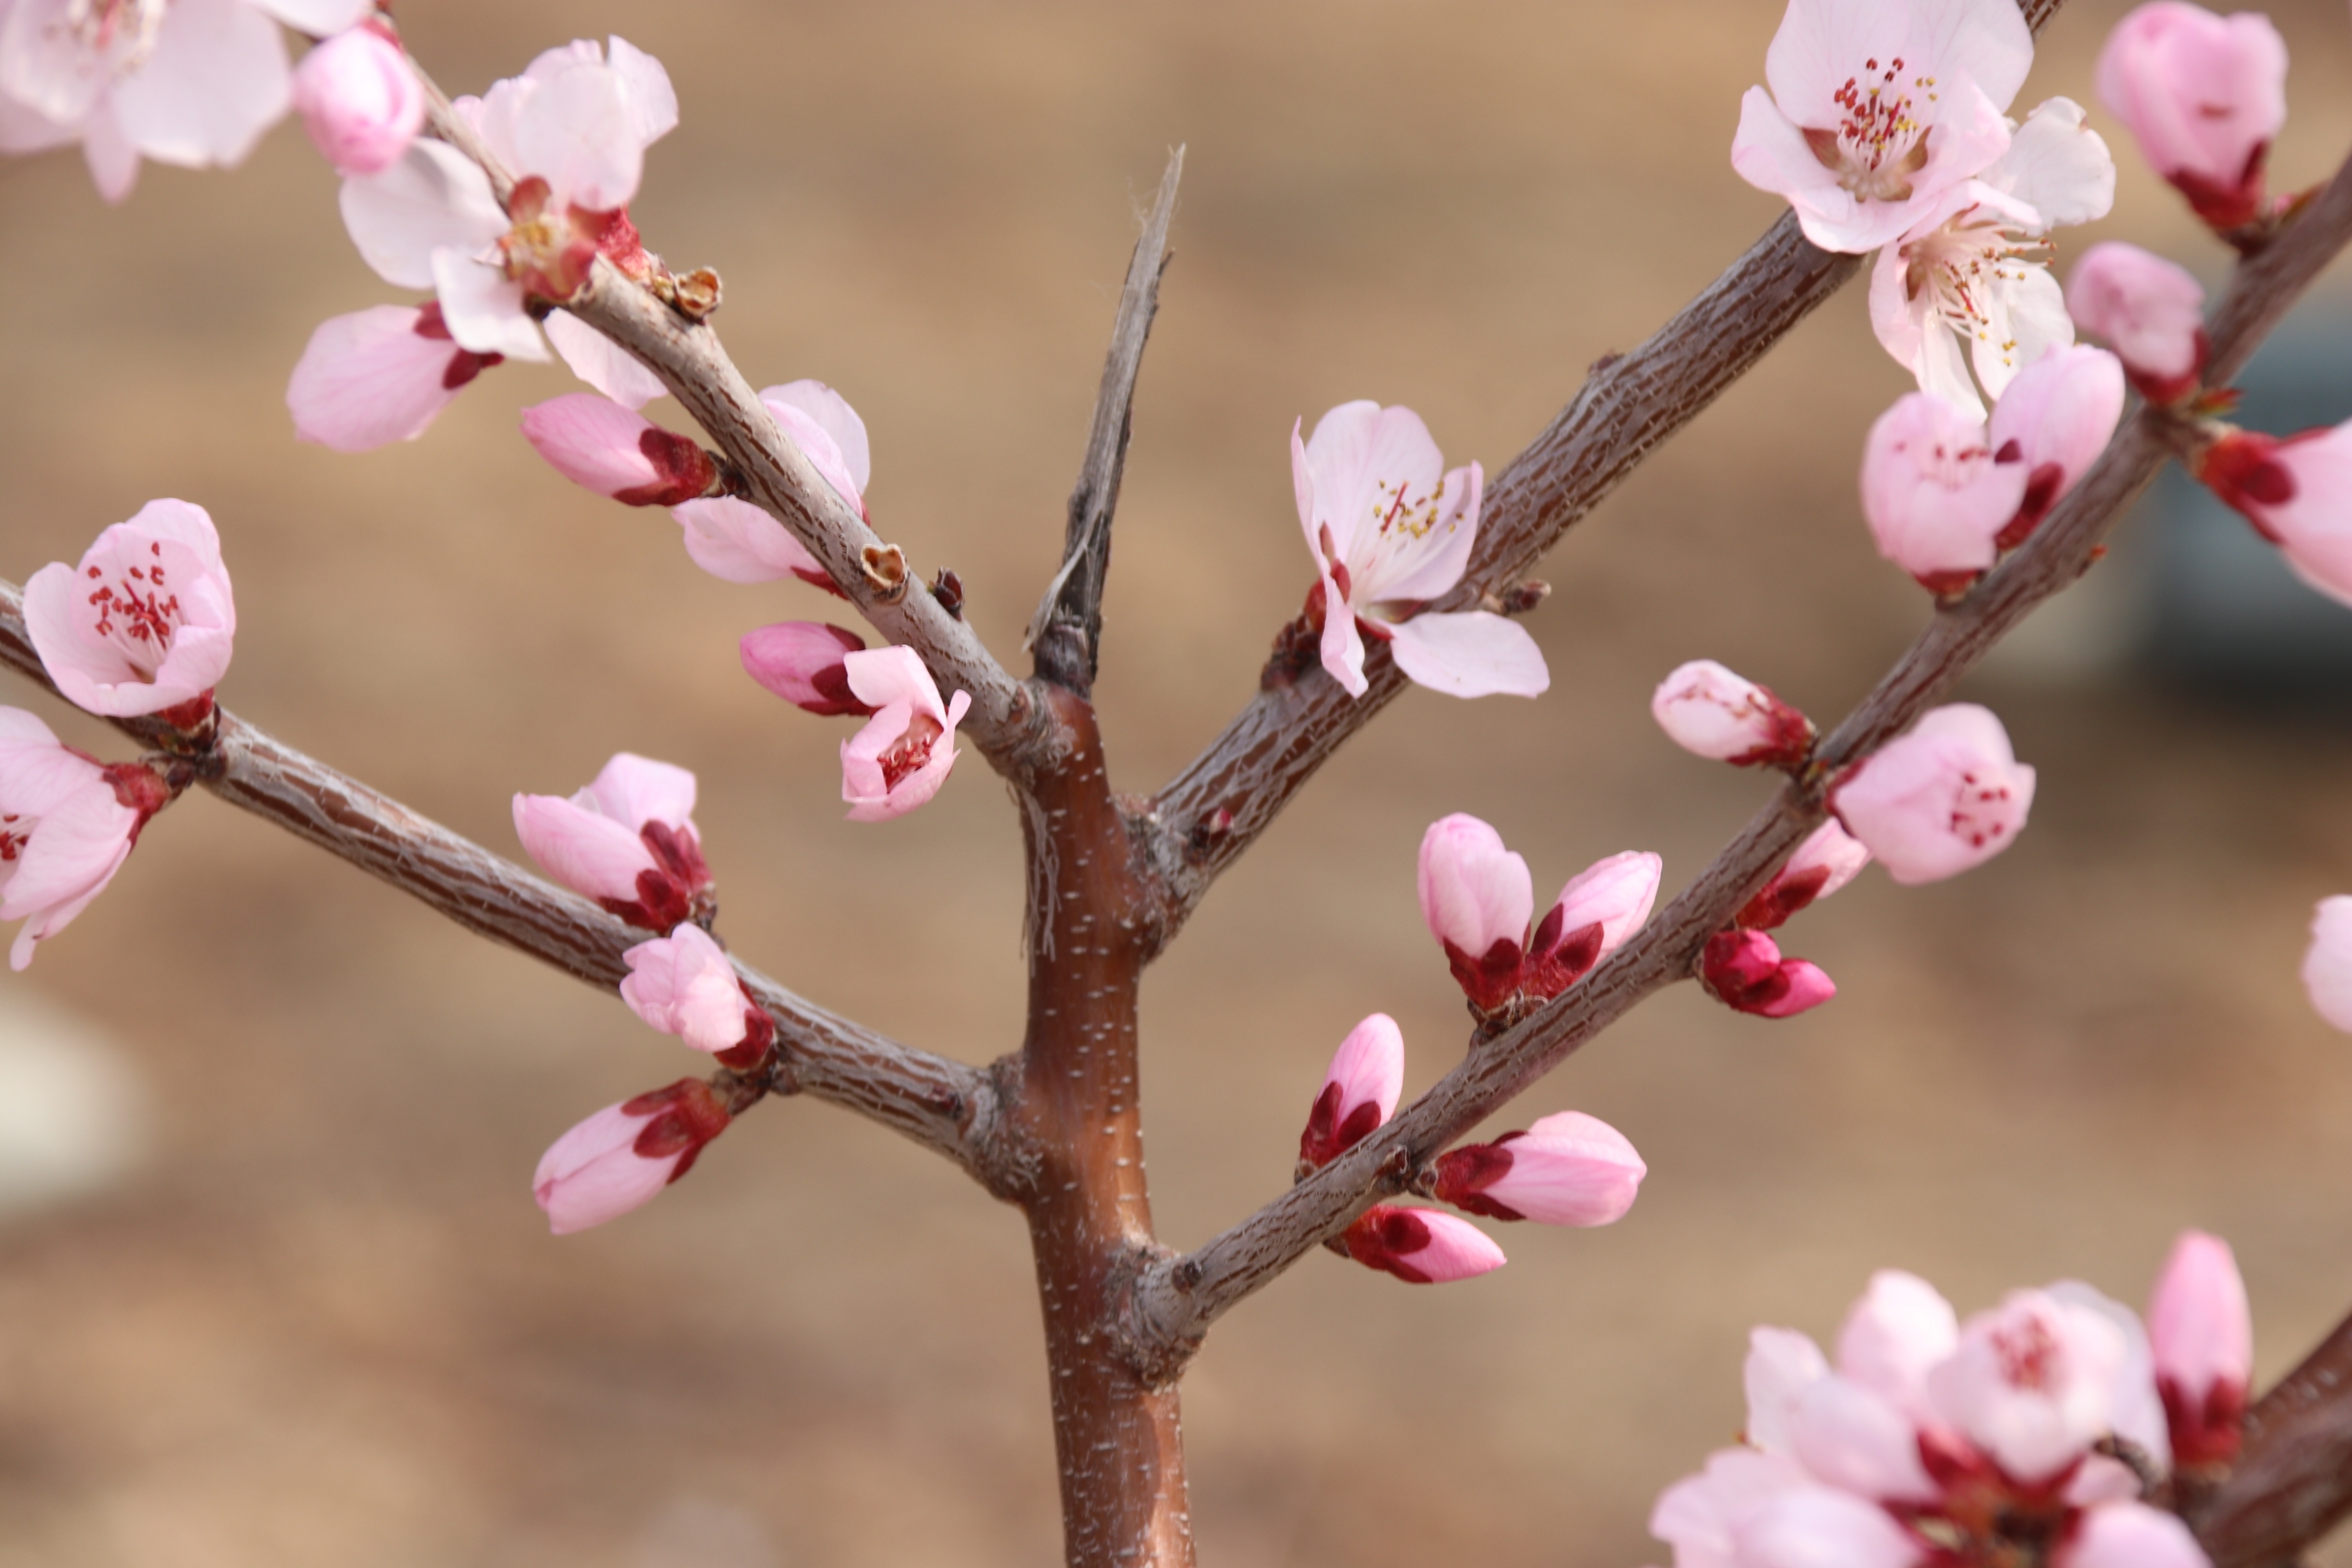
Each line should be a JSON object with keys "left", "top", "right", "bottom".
{"left": 1700, "top": 929, "right": 1838, "bottom": 1019}
{"left": 1730, "top": 0, "right": 2032, "bottom": 254}
{"left": 1430, "top": 1109, "right": 1646, "bottom": 1226}
{"left": 1860, "top": 392, "right": 2029, "bottom": 590}
{"left": 1415, "top": 814, "right": 1658, "bottom": 1011}
{"left": 1651, "top": 659, "right": 1813, "bottom": 767}
{"left": 665, "top": 383, "right": 869, "bottom": 586}
{"left": 1733, "top": 1486, "right": 1923, "bottom": 1568}
{"left": 1924, "top": 1287, "right": 2129, "bottom": 1483}
{"left": 2096, "top": 2, "right": 2287, "bottom": 230}
{"left": 1984, "top": 346, "right": 2127, "bottom": 550}
{"left": 291, "top": 23, "right": 422, "bottom": 176}
{"left": 619, "top": 923, "right": 775, "bottom": 1070}
{"left": 1338, "top": 1204, "right": 1505, "bottom": 1285}
{"left": 338, "top": 38, "right": 675, "bottom": 361}
{"left": 838, "top": 648, "right": 971, "bottom": 822}
{"left": 0, "top": 707, "right": 168, "bottom": 971}
{"left": 2301, "top": 895, "right": 2352, "bottom": 1033}
{"left": 2066, "top": 243, "right": 2209, "bottom": 404}
{"left": 2148, "top": 1229, "right": 2250, "bottom": 1467}
{"left": 739, "top": 622, "right": 874, "bottom": 716}
{"left": 1296, "top": 1012, "right": 1405, "bottom": 1171}
{"left": 513, "top": 752, "right": 712, "bottom": 931}
{"left": 532, "top": 1077, "right": 729, "bottom": 1235}
{"left": 521, "top": 394, "right": 717, "bottom": 506}
{"left": 1292, "top": 401, "right": 1547, "bottom": 700}
{"left": 0, "top": 0, "right": 369, "bottom": 201}
{"left": 2193, "top": 424, "right": 2352, "bottom": 608}
{"left": 24, "top": 498, "right": 235, "bottom": 721}
{"left": 1831, "top": 705, "right": 2035, "bottom": 884}
{"left": 1868, "top": 99, "right": 2114, "bottom": 414}
{"left": 2067, "top": 1501, "right": 2212, "bottom": 1568}
{"left": 765, "top": 379, "right": 871, "bottom": 519}
{"left": 287, "top": 301, "right": 506, "bottom": 452}
{"left": 1738, "top": 822, "right": 1871, "bottom": 931}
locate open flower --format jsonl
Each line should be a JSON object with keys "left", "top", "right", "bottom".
{"left": 1292, "top": 401, "right": 1546, "bottom": 700}
{"left": 1730, "top": 0, "right": 2032, "bottom": 254}
{"left": 24, "top": 498, "right": 235, "bottom": 722}
{"left": 2096, "top": 2, "right": 2286, "bottom": 230}
{"left": 0, "top": 707, "right": 170, "bottom": 971}
{"left": 619, "top": 924, "right": 775, "bottom": 1070}
{"left": 291, "top": 21, "right": 423, "bottom": 176}
{"left": 1831, "top": 705, "right": 2035, "bottom": 884}
{"left": 533, "top": 1077, "right": 730, "bottom": 1235}
{"left": 337, "top": 37, "right": 676, "bottom": 363}
{"left": 838, "top": 648, "right": 971, "bottom": 822}
{"left": 1430, "top": 1111, "right": 1646, "bottom": 1226}
{"left": 287, "top": 301, "right": 506, "bottom": 452}
{"left": 1296, "top": 1012, "right": 1405, "bottom": 1172}
{"left": 513, "top": 752, "right": 713, "bottom": 930}
{"left": 0, "top": 0, "right": 370, "bottom": 201}
{"left": 2066, "top": 242, "right": 2209, "bottom": 404}
{"left": 1868, "top": 98, "right": 2114, "bottom": 414}
{"left": 2192, "top": 423, "right": 2352, "bottom": 607}
{"left": 1417, "top": 814, "right": 1660, "bottom": 1013}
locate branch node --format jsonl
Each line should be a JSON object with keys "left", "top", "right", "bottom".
{"left": 861, "top": 543, "right": 911, "bottom": 604}
{"left": 930, "top": 568, "right": 965, "bottom": 620}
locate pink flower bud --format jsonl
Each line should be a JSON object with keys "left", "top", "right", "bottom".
{"left": 1831, "top": 705, "right": 2036, "bottom": 885}
{"left": 2194, "top": 424, "right": 2352, "bottom": 608}
{"left": 23, "top": 499, "right": 235, "bottom": 724}
{"left": 0, "top": 708, "right": 168, "bottom": 971}
{"left": 1339, "top": 1205, "right": 1505, "bottom": 1284}
{"left": 671, "top": 497, "right": 844, "bottom": 593}
{"left": 2148, "top": 1229, "right": 2251, "bottom": 1467}
{"left": 1298, "top": 1012, "right": 1405, "bottom": 1171}
{"left": 289, "top": 303, "right": 504, "bottom": 452}
{"left": 514, "top": 753, "right": 712, "bottom": 930}
{"left": 2096, "top": 2, "right": 2287, "bottom": 230}
{"left": 1431, "top": 1109, "right": 1646, "bottom": 1226}
{"left": 1524, "top": 851, "right": 1662, "bottom": 999}
{"left": 521, "top": 394, "right": 717, "bottom": 506}
{"left": 1738, "top": 822, "right": 1871, "bottom": 931}
{"left": 1700, "top": 930, "right": 1837, "bottom": 1018}
{"left": 1651, "top": 659, "right": 1813, "bottom": 766}
{"left": 1417, "top": 814, "right": 1534, "bottom": 1011}
{"left": 839, "top": 648, "right": 971, "bottom": 822}
{"left": 739, "top": 622, "right": 875, "bottom": 716}
{"left": 2302, "top": 895, "right": 2352, "bottom": 1033}
{"left": 292, "top": 24, "right": 426, "bottom": 177}
{"left": 2065, "top": 243, "right": 2209, "bottom": 404}
{"left": 1861, "top": 394, "right": 2031, "bottom": 592}
{"left": 620, "top": 924, "right": 775, "bottom": 1069}
{"left": 2067, "top": 1501, "right": 2212, "bottom": 1568}
{"left": 532, "top": 1078, "right": 731, "bottom": 1235}
{"left": 1985, "top": 346, "right": 2128, "bottom": 550}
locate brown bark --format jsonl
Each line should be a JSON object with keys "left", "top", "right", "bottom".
{"left": 2193, "top": 1308, "right": 2352, "bottom": 1568}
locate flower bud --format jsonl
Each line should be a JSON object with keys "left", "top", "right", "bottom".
{"left": 1738, "top": 822, "right": 1871, "bottom": 931}
{"left": 532, "top": 1079, "right": 731, "bottom": 1235}
{"left": 2096, "top": 2, "right": 2287, "bottom": 231}
{"left": 1830, "top": 706, "right": 2035, "bottom": 885}
{"left": 2194, "top": 423, "right": 2352, "bottom": 608}
{"left": 1298, "top": 1013, "right": 1405, "bottom": 1171}
{"left": 514, "top": 753, "right": 713, "bottom": 931}
{"left": 2065, "top": 243, "right": 2209, "bottom": 404}
{"left": 620, "top": 924, "right": 775, "bottom": 1069}
{"left": 1431, "top": 1110, "right": 1646, "bottom": 1226}
{"left": 292, "top": 24, "right": 426, "bottom": 176}
{"left": 739, "top": 622, "right": 875, "bottom": 716}
{"left": 2148, "top": 1229, "right": 2251, "bottom": 1467}
{"left": 1417, "top": 814, "right": 1534, "bottom": 1010}
{"left": 1651, "top": 660, "right": 1813, "bottom": 766}
{"left": 1700, "top": 929, "right": 1837, "bottom": 1018}
{"left": 1985, "top": 346, "right": 2127, "bottom": 549}
{"left": 1338, "top": 1205, "right": 1505, "bottom": 1284}
{"left": 1523, "top": 851, "right": 1661, "bottom": 999}
{"left": 1861, "top": 394, "right": 2030, "bottom": 592}
{"left": 521, "top": 394, "right": 718, "bottom": 506}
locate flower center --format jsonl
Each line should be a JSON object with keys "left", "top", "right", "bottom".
{"left": 1808, "top": 57, "right": 1938, "bottom": 201}
{"left": 66, "top": 0, "right": 165, "bottom": 64}
{"left": 878, "top": 713, "right": 944, "bottom": 791}
{"left": 1951, "top": 770, "right": 2017, "bottom": 851}
{"left": 0, "top": 813, "right": 26, "bottom": 864}
{"left": 1904, "top": 209, "right": 2049, "bottom": 369}
{"left": 81, "top": 541, "right": 183, "bottom": 681}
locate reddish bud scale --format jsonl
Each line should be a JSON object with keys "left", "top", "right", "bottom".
{"left": 1737, "top": 866, "right": 1828, "bottom": 931}
{"left": 1442, "top": 935, "right": 1524, "bottom": 1013}
{"left": 2161, "top": 1374, "right": 2248, "bottom": 1469}
{"left": 1431, "top": 1141, "right": 1525, "bottom": 1221}
{"left": 1341, "top": 1206, "right": 1440, "bottom": 1283}
{"left": 1520, "top": 919, "right": 1604, "bottom": 1000}
{"left": 610, "top": 428, "right": 718, "bottom": 508}
{"left": 715, "top": 1006, "right": 777, "bottom": 1073}
{"left": 1700, "top": 929, "right": 1835, "bottom": 1018}
{"left": 2171, "top": 143, "right": 2272, "bottom": 233}
{"left": 623, "top": 1078, "right": 731, "bottom": 1181}
{"left": 2195, "top": 430, "right": 2297, "bottom": 538}
{"left": 1994, "top": 460, "right": 2067, "bottom": 553}
{"left": 1298, "top": 1080, "right": 1383, "bottom": 1170}
{"left": 600, "top": 822, "right": 714, "bottom": 931}
{"left": 99, "top": 760, "right": 173, "bottom": 843}
{"left": 2125, "top": 329, "right": 2209, "bottom": 408}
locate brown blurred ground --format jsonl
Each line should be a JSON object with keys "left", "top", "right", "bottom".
{"left": 2, "top": 2, "right": 2352, "bottom": 1564}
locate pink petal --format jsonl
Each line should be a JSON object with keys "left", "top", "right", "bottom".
{"left": 739, "top": 622, "right": 872, "bottom": 716}
{"left": 2065, "top": 1501, "right": 2212, "bottom": 1568}
{"left": 604, "top": 37, "right": 678, "bottom": 150}
{"left": 1732, "top": 1485, "right": 1922, "bottom": 1568}
{"left": 289, "top": 304, "right": 480, "bottom": 452}
{"left": 841, "top": 646, "right": 947, "bottom": 725}
{"left": 245, "top": 0, "right": 373, "bottom": 30}
{"left": 1983, "top": 97, "right": 2115, "bottom": 230}
{"left": 2205, "top": 424, "right": 2352, "bottom": 608}
{"left": 1651, "top": 1447, "right": 1813, "bottom": 1567}
{"left": 544, "top": 310, "right": 667, "bottom": 409}
{"left": 1478, "top": 1109, "right": 1646, "bottom": 1226}
{"left": 533, "top": 1102, "right": 676, "bottom": 1235}
{"left": 1926, "top": 1289, "right": 2129, "bottom": 1483}
{"left": 1746, "top": 1327, "right": 1831, "bottom": 1455}
{"left": 1786, "top": 1374, "right": 1939, "bottom": 1502}
{"left": 1315, "top": 563, "right": 1370, "bottom": 698}
{"left": 1740, "top": 822, "right": 1872, "bottom": 931}
{"left": 2066, "top": 243, "right": 2207, "bottom": 398}
{"left": 1548, "top": 851, "right": 1662, "bottom": 960}
{"left": 1831, "top": 704, "right": 2034, "bottom": 884}
{"left": 1653, "top": 659, "right": 1813, "bottom": 764}
{"left": 1860, "top": 393, "right": 2028, "bottom": 585}
{"left": 1298, "top": 1011, "right": 1405, "bottom": 1169}
{"left": 619, "top": 924, "right": 751, "bottom": 1055}
{"left": 521, "top": 394, "right": 713, "bottom": 505}
{"left": 24, "top": 499, "right": 237, "bottom": 718}
{"left": 2148, "top": 1230, "right": 2251, "bottom": 1413}
{"left": 1372, "top": 461, "right": 1483, "bottom": 606}
{"left": 338, "top": 136, "right": 506, "bottom": 291}
{"left": 2096, "top": 3, "right": 2285, "bottom": 226}
{"left": 581, "top": 752, "right": 697, "bottom": 833}
{"left": 512, "top": 793, "right": 657, "bottom": 903}
{"left": 1837, "top": 1271, "right": 1958, "bottom": 1417}
{"left": 1385, "top": 610, "right": 1549, "bottom": 699}
{"left": 0, "top": 708, "right": 96, "bottom": 817}
{"left": 1987, "top": 346, "right": 2127, "bottom": 541}
{"left": 1416, "top": 814, "right": 1534, "bottom": 963}
{"left": 764, "top": 379, "right": 872, "bottom": 498}
{"left": 509, "top": 55, "right": 640, "bottom": 211}
{"left": 2303, "top": 896, "right": 2352, "bottom": 1033}
{"left": 430, "top": 246, "right": 547, "bottom": 361}
{"left": 1342, "top": 1205, "right": 1505, "bottom": 1284}
{"left": 672, "top": 497, "right": 833, "bottom": 586}
{"left": 107, "top": 0, "right": 289, "bottom": 170}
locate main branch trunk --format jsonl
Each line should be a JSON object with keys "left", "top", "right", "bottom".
{"left": 1018, "top": 691, "right": 1192, "bottom": 1568}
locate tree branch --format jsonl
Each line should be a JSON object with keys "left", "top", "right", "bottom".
{"left": 412, "top": 74, "right": 1052, "bottom": 777}
{"left": 1028, "top": 147, "right": 1185, "bottom": 696}
{"left": 2191, "top": 1305, "right": 2352, "bottom": 1568}
{"left": 1127, "top": 131, "right": 2352, "bottom": 1367}
{"left": 0, "top": 579, "right": 1004, "bottom": 1182}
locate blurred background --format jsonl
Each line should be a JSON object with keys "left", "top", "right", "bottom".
{"left": 2, "top": 2, "right": 2351, "bottom": 1564}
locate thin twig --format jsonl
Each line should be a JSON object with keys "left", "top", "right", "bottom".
{"left": 0, "top": 579, "right": 1004, "bottom": 1181}
{"left": 1128, "top": 135, "right": 2352, "bottom": 1366}
{"left": 1029, "top": 147, "right": 1185, "bottom": 695}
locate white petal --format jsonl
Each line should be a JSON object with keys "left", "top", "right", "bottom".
{"left": 1984, "top": 97, "right": 2114, "bottom": 228}
{"left": 430, "top": 249, "right": 549, "bottom": 361}
{"left": 340, "top": 138, "right": 506, "bottom": 289}
{"left": 107, "top": 0, "right": 289, "bottom": 169}
{"left": 1386, "top": 612, "right": 1548, "bottom": 699}
{"left": 510, "top": 57, "right": 638, "bottom": 210}
{"left": 606, "top": 37, "right": 677, "bottom": 148}
{"left": 245, "top": 0, "right": 372, "bottom": 29}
